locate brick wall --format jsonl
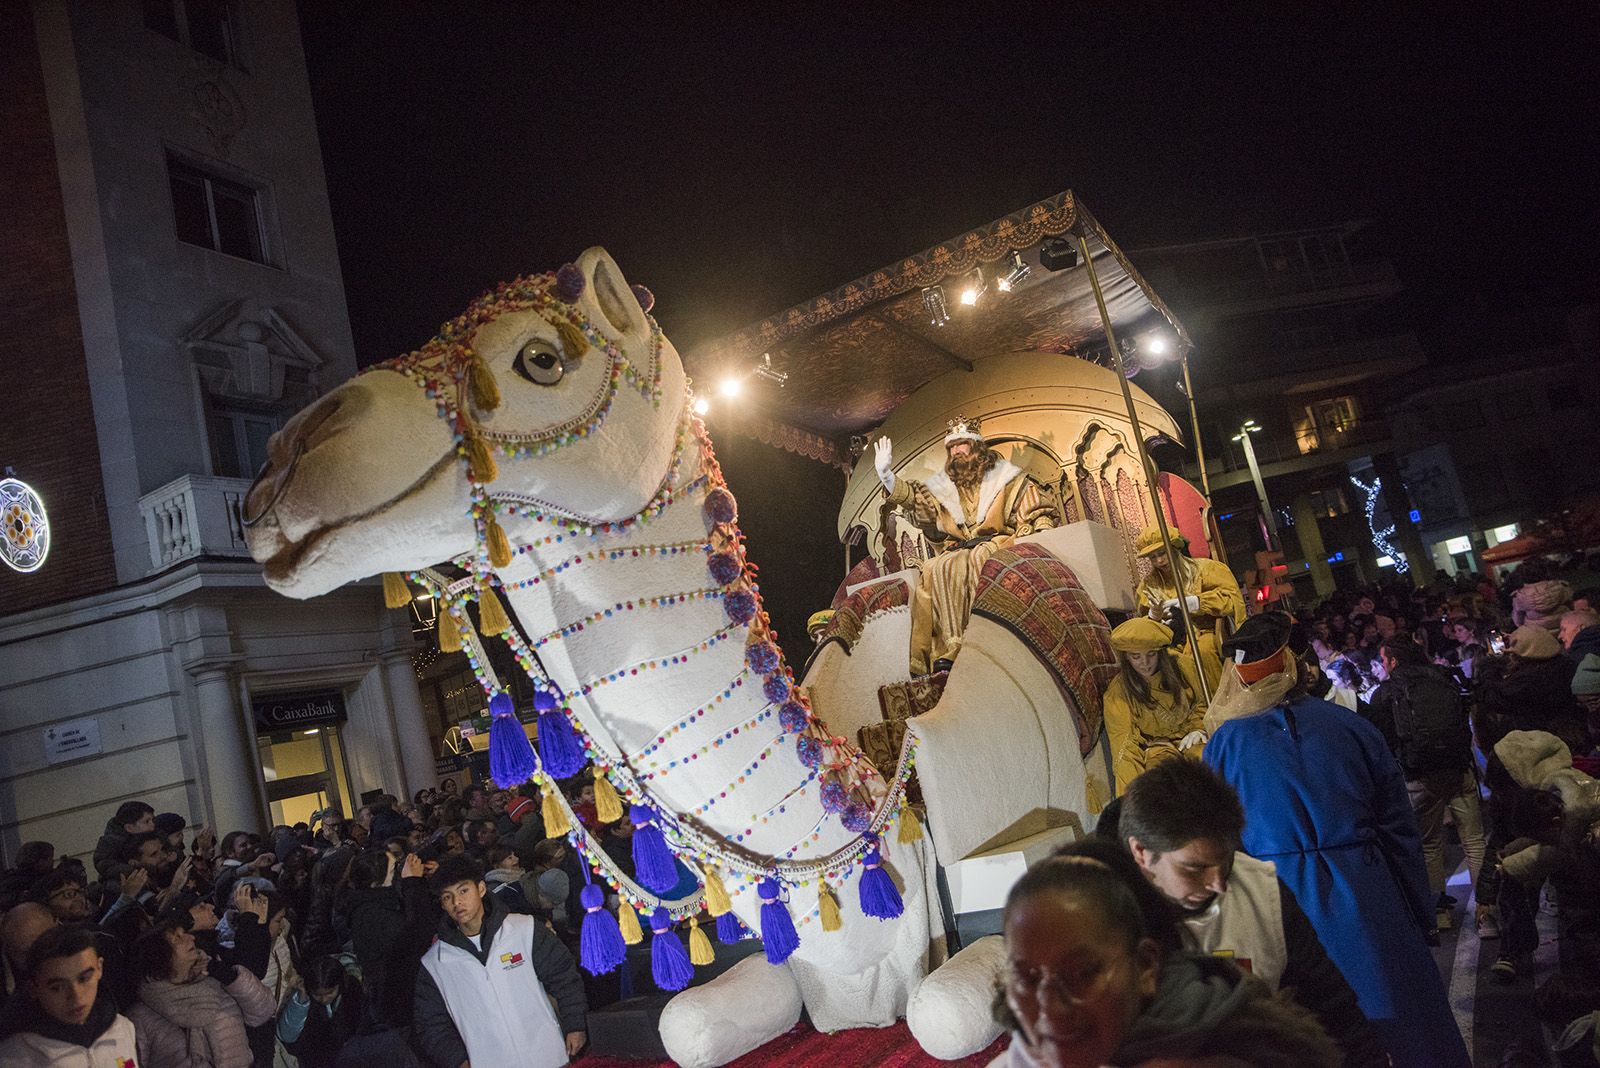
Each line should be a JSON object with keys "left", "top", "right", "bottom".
{"left": 0, "top": 5, "right": 120, "bottom": 613}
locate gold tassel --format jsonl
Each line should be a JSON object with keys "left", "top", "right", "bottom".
{"left": 478, "top": 585, "right": 512, "bottom": 635}
{"left": 555, "top": 319, "right": 589, "bottom": 360}
{"left": 818, "top": 882, "right": 842, "bottom": 932}
{"left": 702, "top": 867, "right": 732, "bottom": 917}
{"left": 1085, "top": 775, "right": 1106, "bottom": 816}
{"left": 618, "top": 898, "right": 643, "bottom": 945}
{"left": 485, "top": 513, "right": 513, "bottom": 569}
{"left": 438, "top": 609, "right": 462, "bottom": 653}
{"left": 382, "top": 572, "right": 413, "bottom": 609}
{"left": 897, "top": 804, "right": 924, "bottom": 844}
{"left": 593, "top": 773, "right": 623, "bottom": 823}
{"left": 541, "top": 786, "right": 570, "bottom": 837}
{"left": 465, "top": 429, "right": 498, "bottom": 484}
{"left": 468, "top": 350, "right": 501, "bottom": 411}
{"left": 688, "top": 916, "right": 714, "bottom": 966}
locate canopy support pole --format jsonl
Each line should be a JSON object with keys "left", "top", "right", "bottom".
{"left": 1077, "top": 234, "right": 1213, "bottom": 705}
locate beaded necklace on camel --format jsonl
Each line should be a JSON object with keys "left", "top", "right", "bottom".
{"left": 374, "top": 263, "right": 921, "bottom": 986}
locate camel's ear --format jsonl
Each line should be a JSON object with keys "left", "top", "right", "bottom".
{"left": 575, "top": 247, "right": 648, "bottom": 340}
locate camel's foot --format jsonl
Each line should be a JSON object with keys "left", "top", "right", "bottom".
{"left": 906, "top": 935, "right": 1006, "bottom": 1060}
{"left": 658, "top": 953, "right": 803, "bottom": 1068}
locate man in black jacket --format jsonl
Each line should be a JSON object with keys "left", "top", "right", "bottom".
{"left": 1100, "top": 760, "right": 1389, "bottom": 1068}
{"left": 413, "top": 856, "right": 586, "bottom": 1067}
{"left": 1370, "top": 636, "right": 1487, "bottom": 930}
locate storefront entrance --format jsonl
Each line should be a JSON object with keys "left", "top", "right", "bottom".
{"left": 252, "top": 689, "right": 354, "bottom": 828}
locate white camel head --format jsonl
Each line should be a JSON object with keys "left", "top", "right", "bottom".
{"left": 244, "top": 248, "right": 688, "bottom": 596}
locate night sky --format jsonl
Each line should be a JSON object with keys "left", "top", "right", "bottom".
{"left": 296, "top": 6, "right": 1599, "bottom": 656}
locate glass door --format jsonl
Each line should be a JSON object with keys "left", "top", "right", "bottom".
{"left": 257, "top": 725, "right": 353, "bottom": 827}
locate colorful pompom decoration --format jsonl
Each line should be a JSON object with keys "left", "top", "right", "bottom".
{"left": 632, "top": 283, "right": 655, "bottom": 313}
{"left": 629, "top": 804, "right": 679, "bottom": 893}
{"left": 534, "top": 686, "right": 585, "bottom": 780}
{"left": 724, "top": 590, "right": 758, "bottom": 624}
{"left": 487, "top": 692, "right": 537, "bottom": 788}
{"left": 796, "top": 736, "right": 823, "bottom": 768}
{"left": 649, "top": 908, "right": 694, "bottom": 992}
{"left": 746, "top": 641, "right": 780, "bottom": 676}
{"left": 556, "top": 263, "right": 585, "bottom": 302}
{"left": 578, "top": 882, "right": 626, "bottom": 976}
{"left": 819, "top": 777, "right": 847, "bottom": 813}
{"left": 841, "top": 800, "right": 872, "bottom": 834}
{"left": 762, "top": 674, "right": 791, "bottom": 705}
{"left": 704, "top": 488, "right": 736, "bottom": 525}
{"left": 708, "top": 551, "right": 743, "bottom": 587}
{"left": 859, "top": 845, "right": 904, "bottom": 921}
{"left": 778, "top": 701, "right": 810, "bottom": 733}
{"left": 757, "top": 878, "right": 799, "bottom": 964}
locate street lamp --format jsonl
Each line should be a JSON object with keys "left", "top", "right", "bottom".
{"left": 1231, "top": 419, "right": 1281, "bottom": 551}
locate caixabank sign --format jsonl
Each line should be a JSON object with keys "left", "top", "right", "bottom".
{"left": 252, "top": 689, "right": 348, "bottom": 732}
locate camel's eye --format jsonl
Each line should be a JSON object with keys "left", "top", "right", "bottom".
{"left": 513, "top": 341, "right": 563, "bottom": 385}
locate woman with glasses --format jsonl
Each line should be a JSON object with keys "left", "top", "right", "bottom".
{"left": 992, "top": 849, "right": 1338, "bottom": 1068}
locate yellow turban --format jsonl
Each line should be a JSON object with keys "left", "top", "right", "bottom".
{"left": 806, "top": 610, "right": 835, "bottom": 635}
{"left": 1110, "top": 616, "right": 1174, "bottom": 652}
{"left": 1135, "top": 525, "right": 1188, "bottom": 558}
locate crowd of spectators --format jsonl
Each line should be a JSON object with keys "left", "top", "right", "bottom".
{"left": 0, "top": 767, "right": 650, "bottom": 1066}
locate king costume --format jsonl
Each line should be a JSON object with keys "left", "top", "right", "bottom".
{"left": 880, "top": 418, "right": 1059, "bottom": 674}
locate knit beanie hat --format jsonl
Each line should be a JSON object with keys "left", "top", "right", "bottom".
{"left": 1111, "top": 616, "right": 1175, "bottom": 652}
{"left": 507, "top": 796, "right": 534, "bottom": 823}
{"left": 1573, "top": 653, "right": 1600, "bottom": 696}
{"left": 1508, "top": 624, "right": 1562, "bottom": 660}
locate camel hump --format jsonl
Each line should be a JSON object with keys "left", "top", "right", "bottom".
{"left": 971, "top": 543, "right": 1118, "bottom": 755}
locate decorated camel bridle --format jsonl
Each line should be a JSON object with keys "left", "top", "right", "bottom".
{"left": 365, "top": 263, "right": 923, "bottom": 985}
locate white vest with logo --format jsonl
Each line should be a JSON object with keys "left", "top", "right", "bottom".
{"left": 1179, "top": 851, "right": 1289, "bottom": 990}
{"left": 420, "top": 911, "right": 568, "bottom": 1066}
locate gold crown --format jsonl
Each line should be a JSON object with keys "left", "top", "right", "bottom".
{"left": 944, "top": 416, "right": 983, "bottom": 446}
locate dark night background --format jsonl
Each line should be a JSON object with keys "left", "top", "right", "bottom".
{"left": 295, "top": 6, "right": 1600, "bottom": 659}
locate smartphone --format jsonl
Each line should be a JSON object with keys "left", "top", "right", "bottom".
{"left": 1487, "top": 631, "right": 1506, "bottom": 655}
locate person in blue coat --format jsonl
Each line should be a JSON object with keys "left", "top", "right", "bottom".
{"left": 1201, "top": 612, "right": 1468, "bottom": 1068}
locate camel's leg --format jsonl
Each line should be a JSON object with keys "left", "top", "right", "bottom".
{"left": 906, "top": 935, "right": 1006, "bottom": 1060}
{"left": 658, "top": 953, "right": 803, "bottom": 1068}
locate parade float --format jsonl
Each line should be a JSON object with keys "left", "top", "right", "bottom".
{"left": 243, "top": 190, "right": 1208, "bottom": 1065}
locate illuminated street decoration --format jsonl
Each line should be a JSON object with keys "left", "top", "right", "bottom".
{"left": 0, "top": 477, "right": 50, "bottom": 573}
{"left": 1349, "top": 474, "right": 1408, "bottom": 574}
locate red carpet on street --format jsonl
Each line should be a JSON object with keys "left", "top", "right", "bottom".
{"left": 575, "top": 1021, "right": 1006, "bottom": 1067}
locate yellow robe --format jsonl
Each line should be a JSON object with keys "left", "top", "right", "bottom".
{"left": 1102, "top": 659, "right": 1208, "bottom": 795}
{"left": 1134, "top": 555, "right": 1246, "bottom": 693}
{"left": 887, "top": 458, "right": 1058, "bottom": 674}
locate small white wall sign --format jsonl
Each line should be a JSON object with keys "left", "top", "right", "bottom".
{"left": 43, "top": 718, "right": 102, "bottom": 764}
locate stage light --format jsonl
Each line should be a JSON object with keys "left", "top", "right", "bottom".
{"left": 996, "top": 250, "right": 1030, "bottom": 292}
{"left": 1039, "top": 237, "right": 1079, "bottom": 271}
{"left": 751, "top": 352, "right": 788, "bottom": 387}
{"left": 958, "top": 268, "right": 986, "bottom": 306}
{"left": 692, "top": 397, "right": 710, "bottom": 416}
{"left": 1143, "top": 333, "right": 1170, "bottom": 356}
{"left": 922, "top": 285, "right": 951, "bottom": 326}
{"left": 719, "top": 377, "right": 743, "bottom": 398}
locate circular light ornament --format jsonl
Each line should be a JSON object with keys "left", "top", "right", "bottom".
{"left": 0, "top": 477, "right": 49, "bottom": 573}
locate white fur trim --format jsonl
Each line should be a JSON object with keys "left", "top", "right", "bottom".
{"left": 923, "top": 458, "right": 1021, "bottom": 530}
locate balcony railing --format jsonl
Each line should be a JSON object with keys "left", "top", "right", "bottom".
{"left": 139, "top": 474, "right": 255, "bottom": 572}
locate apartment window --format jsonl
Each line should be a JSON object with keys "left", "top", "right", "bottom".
{"left": 168, "top": 155, "right": 266, "bottom": 263}
{"left": 144, "top": 0, "right": 240, "bottom": 66}
{"left": 209, "top": 403, "right": 281, "bottom": 479}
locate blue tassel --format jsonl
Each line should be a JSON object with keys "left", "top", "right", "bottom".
{"left": 716, "top": 911, "right": 746, "bottom": 944}
{"left": 756, "top": 877, "right": 799, "bottom": 964}
{"left": 629, "top": 804, "right": 679, "bottom": 893}
{"left": 534, "top": 686, "right": 585, "bottom": 779}
{"left": 649, "top": 908, "right": 694, "bottom": 992}
{"left": 487, "top": 692, "right": 537, "bottom": 788}
{"left": 578, "top": 882, "right": 626, "bottom": 976}
{"left": 859, "top": 845, "right": 903, "bottom": 921}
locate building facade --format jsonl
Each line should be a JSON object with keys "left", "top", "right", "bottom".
{"left": 0, "top": 1, "right": 437, "bottom": 862}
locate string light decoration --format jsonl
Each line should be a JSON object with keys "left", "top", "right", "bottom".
{"left": 1349, "top": 474, "right": 1409, "bottom": 574}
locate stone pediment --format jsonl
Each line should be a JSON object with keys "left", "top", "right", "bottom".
{"left": 182, "top": 300, "right": 326, "bottom": 404}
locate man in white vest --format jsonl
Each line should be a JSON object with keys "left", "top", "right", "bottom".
{"left": 414, "top": 855, "right": 587, "bottom": 1067}
{"left": 1102, "top": 759, "right": 1389, "bottom": 1068}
